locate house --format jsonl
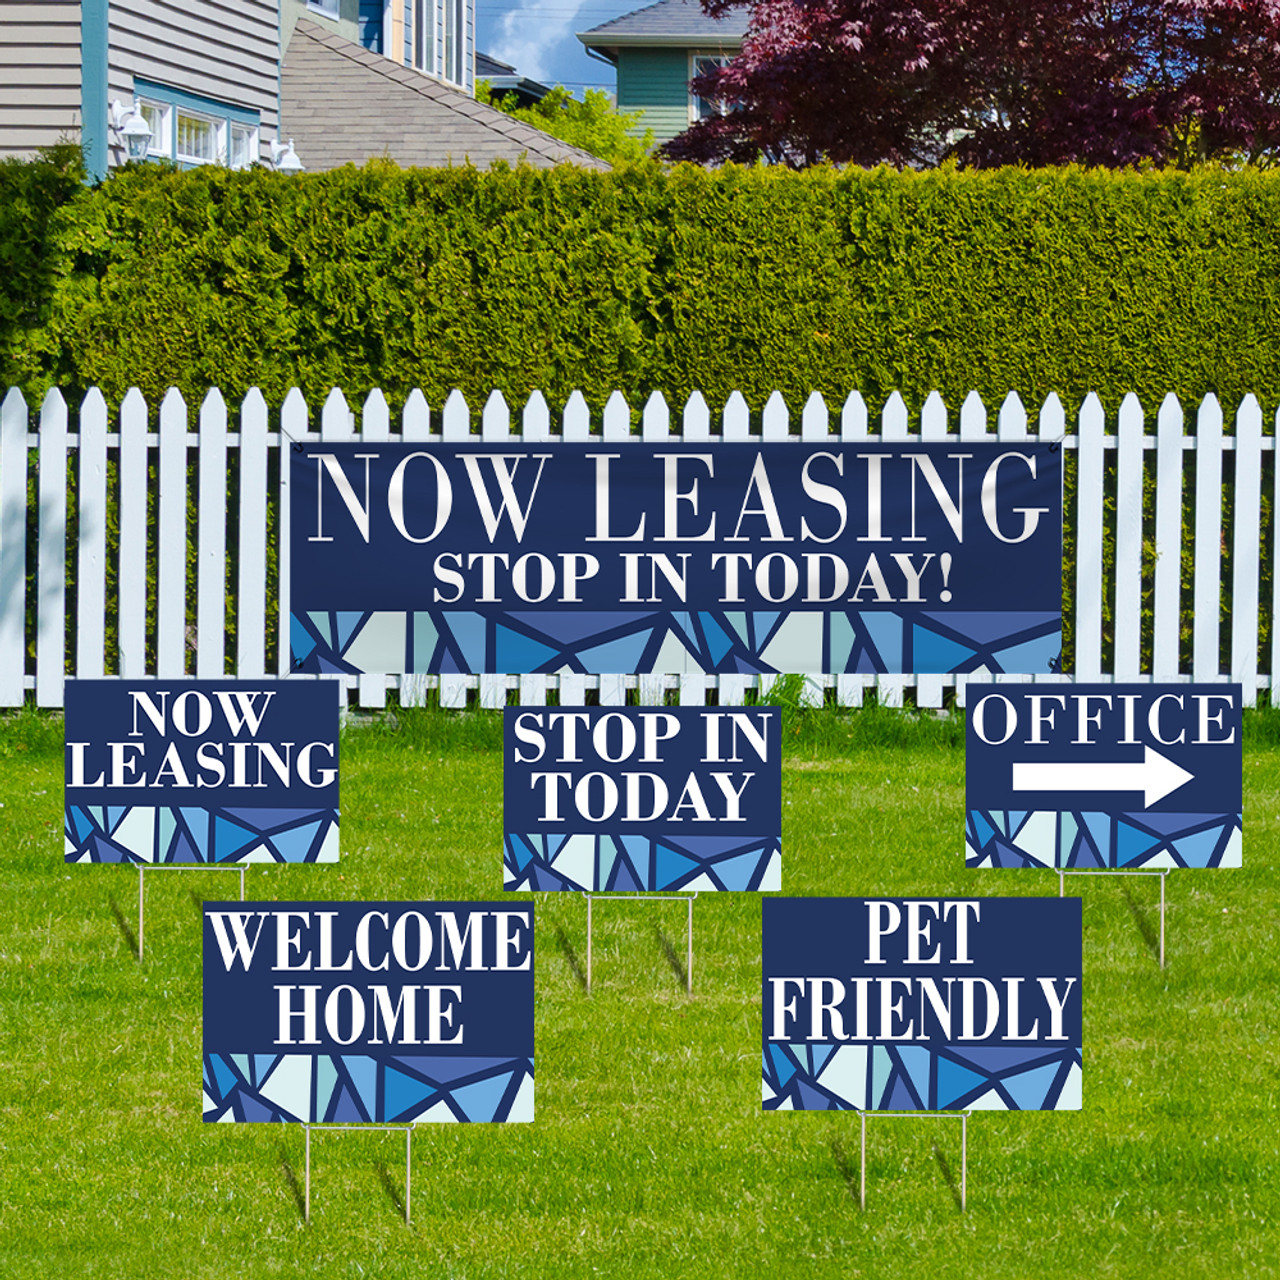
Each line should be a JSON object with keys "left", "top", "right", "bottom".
{"left": 577, "top": 0, "right": 746, "bottom": 146}
{"left": 0, "top": 1, "right": 600, "bottom": 178}
{"left": 476, "top": 51, "right": 551, "bottom": 109}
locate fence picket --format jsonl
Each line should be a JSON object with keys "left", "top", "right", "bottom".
{"left": 36, "top": 391, "right": 67, "bottom": 706}
{"left": 1075, "top": 395, "right": 1106, "bottom": 680}
{"left": 237, "top": 390, "right": 269, "bottom": 678}
{"left": 156, "top": 389, "right": 188, "bottom": 677}
{"left": 117, "top": 390, "right": 148, "bottom": 677}
{"left": 723, "top": 391, "right": 750, "bottom": 440}
{"left": 683, "top": 391, "right": 710, "bottom": 442}
{"left": 801, "top": 392, "right": 827, "bottom": 441}
{"left": 76, "top": 389, "right": 108, "bottom": 679}
{"left": 1113, "top": 394, "right": 1144, "bottom": 681}
{"left": 1152, "top": 396, "right": 1184, "bottom": 680}
{"left": 1193, "top": 395, "right": 1224, "bottom": 679}
{"left": 357, "top": 389, "right": 392, "bottom": 710}
{"left": 914, "top": 394, "right": 949, "bottom": 708}
{"left": 1231, "top": 396, "right": 1263, "bottom": 703}
{"left": 0, "top": 389, "right": 26, "bottom": 704}
{"left": 440, "top": 392, "right": 471, "bottom": 708}
{"left": 642, "top": 391, "right": 669, "bottom": 441}
{"left": 196, "top": 390, "right": 228, "bottom": 678}
{"left": 603, "top": 391, "right": 629, "bottom": 441}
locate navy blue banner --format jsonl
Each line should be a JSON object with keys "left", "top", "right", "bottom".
{"left": 762, "top": 897, "right": 1082, "bottom": 1112}
{"left": 503, "top": 707, "right": 782, "bottom": 891}
{"left": 289, "top": 442, "right": 1062, "bottom": 676}
{"left": 64, "top": 679, "right": 341, "bottom": 866}
{"left": 203, "top": 902, "right": 535, "bottom": 1124}
{"left": 965, "top": 683, "right": 1242, "bottom": 869}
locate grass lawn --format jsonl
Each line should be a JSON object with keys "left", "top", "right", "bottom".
{"left": 0, "top": 704, "right": 1276, "bottom": 1278}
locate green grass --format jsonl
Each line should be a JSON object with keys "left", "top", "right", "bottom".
{"left": 1, "top": 705, "right": 1277, "bottom": 1278}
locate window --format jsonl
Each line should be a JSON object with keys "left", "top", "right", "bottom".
{"left": 690, "top": 54, "right": 732, "bottom": 123}
{"left": 176, "top": 110, "right": 222, "bottom": 164}
{"left": 131, "top": 79, "right": 261, "bottom": 169}
{"left": 308, "top": 0, "right": 340, "bottom": 15}
{"left": 138, "top": 99, "right": 172, "bottom": 158}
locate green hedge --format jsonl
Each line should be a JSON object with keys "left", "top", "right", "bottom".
{"left": 5, "top": 157, "right": 1280, "bottom": 418}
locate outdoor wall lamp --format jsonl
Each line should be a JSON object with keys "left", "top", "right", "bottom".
{"left": 110, "top": 100, "right": 152, "bottom": 160}
{"left": 270, "top": 138, "right": 304, "bottom": 172}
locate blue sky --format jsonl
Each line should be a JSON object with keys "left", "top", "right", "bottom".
{"left": 477, "top": 0, "right": 643, "bottom": 94}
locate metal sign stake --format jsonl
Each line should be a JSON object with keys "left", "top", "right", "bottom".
{"left": 859, "top": 1110, "right": 970, "bottom": 1211}
{"left": 1057, "top": 867, "right": 1171, "bottom": 967}
{"left": 303, "top": 1123, "right": 415, "bottom": 1225}
{"left": 137, "top": 863, "right": 245, "bottom": 960}
{"left": 582, "top": 892, "right": 698, "bottom": 995}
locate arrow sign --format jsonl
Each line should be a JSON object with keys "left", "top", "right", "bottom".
{"left": 1012, "top": 745, "right": 1194, "bottom": 808}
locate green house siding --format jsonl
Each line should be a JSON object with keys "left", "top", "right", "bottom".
{"left": 616, "top": 48, "right": 689, "bottom": 143}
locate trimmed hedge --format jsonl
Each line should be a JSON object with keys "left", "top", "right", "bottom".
{"left": 3, "top": 157, "right": 1280, "bottom": 418}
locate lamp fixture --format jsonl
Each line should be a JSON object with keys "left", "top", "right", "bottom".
{"left": 110, "top": 99, "right": 152, "bottom": 161}
{"left": 270, "top": 138, "right": 304, "bottom": 172}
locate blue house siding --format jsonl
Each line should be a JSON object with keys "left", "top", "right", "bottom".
{"left": 616, "top": 47, "right": 688, "bottom": 143}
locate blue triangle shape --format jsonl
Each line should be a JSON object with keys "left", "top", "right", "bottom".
{"left": 1116, "top": 820, "right": 1163, "bottom": 866}
{"left": 291, "top": 614, "right": 318, "bottom": 664}
{"left": 1003, "top": 1060, "right": 1063, "bottom": 1111}
{"left": 384, "top": 1066, "right": 435, "bottom": 1120}
{"left": 331, "top": 1083, "right": 363, "bottom": 1122}
{"left": 885, "top": 1074, "right": 915, "bottom": 1110}
{"left": 210, "top": 1055, "right": 239, "bottom": 1099}
{"left": 992, "top": 631, "right": 1062, "bottom": 676}
{"left": 452, "top": 1072, "right": 513, "bottom": 1123}
{"left": 896, "top": 1046, "right": 933, "bottom": 1107}
{"left": 860, "top": 612, "right": 904, "bottom": 671}
{"left": 496, "top": 626, "right": 560, "bottom": 673}
{"left": 441, "top": 612, "right": 488, "bottom": 672}
{"left": 269, "top": 819, "right": 324, "bottom": 864}
{"left": 768, "top": 1043, "right": 797, "bottom": 1088}
{"left": 937, "top": 1055, "right": 989, "bottom": 1108}
{"left": 912, "top": 624, "right": 976, "bottom": 673}
{"left": 345, "top": 1056, "right": 378, "bottom": 1115}
{"left": 710, "top": 848, "right": 768, "bottom": 890}
{"left": 334, "top": 611, "right": 365, "bottom": 652}
{"left": 654, "top": 844, "right": 699, "bottom": 889}
{"left": 751, "top": 612, "right": 781, "bottom": 646}
{"left": 970, "top": 810, "right": 996, "bottom": 850}
{"left": 811, "top": 1044, "right": 835, "bottom": 1075}
{"left": 1172, "top": 825, "right": 1227, "bottom": 867}
{"left": 699, "top": 613, "right": 734, "bottom": 666}
{"left": 214, "top": 815, "right": 260, "bottom": 862}
{"left": 579, "top": 631, "right": 653, "bottom": 674}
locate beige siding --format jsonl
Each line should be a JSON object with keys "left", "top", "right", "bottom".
{"left": 0, "top": 2, "right": 82, "bottom": 159}
{"left": 109, "top": 0, "right": 279, "bottom": 138}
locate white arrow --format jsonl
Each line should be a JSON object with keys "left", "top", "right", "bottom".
{"left": 1011, "top": 745, "right": 1195, "bottom": 808}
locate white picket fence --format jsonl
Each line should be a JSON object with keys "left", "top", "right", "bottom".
{"left": 0, "top": 385, "right": 1274, "bottom": 710}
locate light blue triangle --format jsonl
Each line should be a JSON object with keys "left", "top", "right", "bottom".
{"left": 769, "top": 1043, "right": 797, "bottom": 1088}
{"left": 1082, "top": 812, "right": 1113, "bottom": 861}
{"left": 255, "top": 1054, "right": 279, "bottom": 1089}
{"left": 751, "top": 613, "right": 780, "bottom": 646}
{"left": 316, "top": 1056, "right": 338, "bottom": 1116}
{"left": 214, "top": 815, "right": 259, "bottom": 861}
{"left": 1172, "top": 825, "right": 1227, "bottom": 867}
{"left": 179, "top": 807, "right": 212, "bottom": 858}
{"left": 443, "top": 613, "right": 488, "bottom": 672}
{"left": 334, "top": 611, "right": 365, "bottom": 652}
{"left": 306, "top": 611, "right": 333, "bottom": 648}
{"left": 620, "top": 835, "right": 652, "bottom": 885}
{"left": 897, "top": 1046, "right": 933, "bottom": 1107}
{"left": 725, "top": 612, "right": 750, "bottom": 645}
{"left": 106, "top": 806, "right": 128, "bottom": 834}
{"left": 830, "top": 612, "right": 856, "bottom": 672}
{"left": 811, "top": 1044, "right": 834, "bottom": 1075}
{"left": 937, "top": 1056, "right": 988, "bottom": 1108}
{"left": 413, "top": 613, "right": 438, "bottom": 668}
{"left": 1003, "top": 1060, "right": 1063, "bottom": 1110}
{"left": 993, "top": 632, "right": 1062, "bottom": 676}
{"left": 912, "top": 624, "right": 976, "bottom": 673}
{"left": 346, "top": 1056, "right": 378, "bottom": 1115}
{"left": 269, "top": 819, "right": 324, "bottom": 864}
{"left": 384, "top": 1067, "right": 435, "bottom": 1120}
{"left": 598, "top": 836, "right": 618, "bottom": 887}
{"left": 655, "top": 844, "right": 699, "bottom": 889}
{"left": 157, "top": 808, "right": 178, "bottom": 858}
{"left": 578, "top": 631, "right": 653, "bottom": 674}
{"left": 452, "top": 1072, "right": 513, "bottom": 1123}
{"left": 970, "top": 811, "right": 996, "bottom": 849}
{"left": 210, "top": 1055, "right": 238, "bottom": 1098}
{"left": 871, "top": 1046, "right": 893, "bottom": 1108}
{"left": 496, "top": 626, "right": 560, "bottom": 673}
{"left": 711, "top": 847, "right": 769, "bottom": 890}
{"left": 861, "top": 612, "right": 903, "bottom": 671}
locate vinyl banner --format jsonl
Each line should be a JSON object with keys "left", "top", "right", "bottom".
{"left": 289, "top": 442, "right": 1062, "bottom": 676}
{"left": 503, "top": 706, "right": 782, "bottom": 891}
{"left": 965, "top": 683, "right": 1242, "bottom": 869}
{"left": 203, "top": 901, "right": 534, "bottom": 1123}
{"left": 64, "top": 679, "right": 339, "bottom": 865}
{"left": 763, "top": 897, "right": 1082, "bottom": 1112}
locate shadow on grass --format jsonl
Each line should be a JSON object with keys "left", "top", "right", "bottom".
{"left": 933, "top": 1141, "right": 964, "bottom": 1212}
{"left": 107, "top": 895, "right": 139, "bottom": 960}
{"left": 653, "top": 923, "right": 688, "bottom": 992}
{"left": 375, "top": 1161, "right": 409, "bottom": 1224}
{"left": 552, "top": 921, "right": 588, "bottom": 992}
{"left": 1117, "top": 879, "right": 1160, "bottom": 961}
{"left": 275, "top": 1138, "right": 307, "bottom": 1222}
{"left": 829, "top": 1138, "right": 863, "bottom": 1210}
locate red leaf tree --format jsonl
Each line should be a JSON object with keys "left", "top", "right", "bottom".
{"left": 662, "top": 0, "right": 1280, "bottom": 167}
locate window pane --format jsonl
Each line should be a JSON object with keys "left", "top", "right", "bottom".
{"left": 139, "top": 101, "right": 169, "bottom": 155}
{"left": 229, "top": 123, "right": 257, "bottom": 169}
{"left": 177, "top": 112, "right": 218, "bottom": 163}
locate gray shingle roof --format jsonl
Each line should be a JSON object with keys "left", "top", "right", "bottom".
{"left": 579, "top": 0, "right": 748, "bottom": 44}
{"left": 282, "top": 21, "right": 607, "bottom": 171}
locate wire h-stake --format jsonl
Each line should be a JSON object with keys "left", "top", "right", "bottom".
{"left": 137, "top": 863, "right": 245, "bottom": 959}
{"left": 303, "top": 1124, "right": 415, "bottom": 1225}
{"left": 583, "top": 891, "right": 697, "bottom": 994}
{"left": 859, "top": 1110, "right": 970, "bottom": 1211}
{"left": 1058, "top": 867, "right": 1170, "bottom": 967}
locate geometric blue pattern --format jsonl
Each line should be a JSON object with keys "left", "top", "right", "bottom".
{"left": 503, "top": 832, "right": 780, "bottom": 892}
{"left": 64, "top": 804, "right": 339, "bottom": 864}
{"left": 763, "top": 1042, "right": 1082, "bottom": 1111}
{"left": 966, "top": 808, "right": 1243, "bottom": 869}
{"left": 202, "top": 1053, "right": 533, "bottom": 1123}
{"left": 291, "top": 608, "right": 1061, "bottom": 675}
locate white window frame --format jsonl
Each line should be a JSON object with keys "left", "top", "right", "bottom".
{"left": 689, "top": 53, "right": 732, "bottom": 124}
{"left": 137, "top": 98, "right": 173, "bottom": 159}
{"left": 307, "top": 0, "right": 341, "bottom": 17}
{"left": 229, "top": 121, "right": 260, "bottom": 171}
{"left": 175, "top": 107, "right": 226, "bottom": 166}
